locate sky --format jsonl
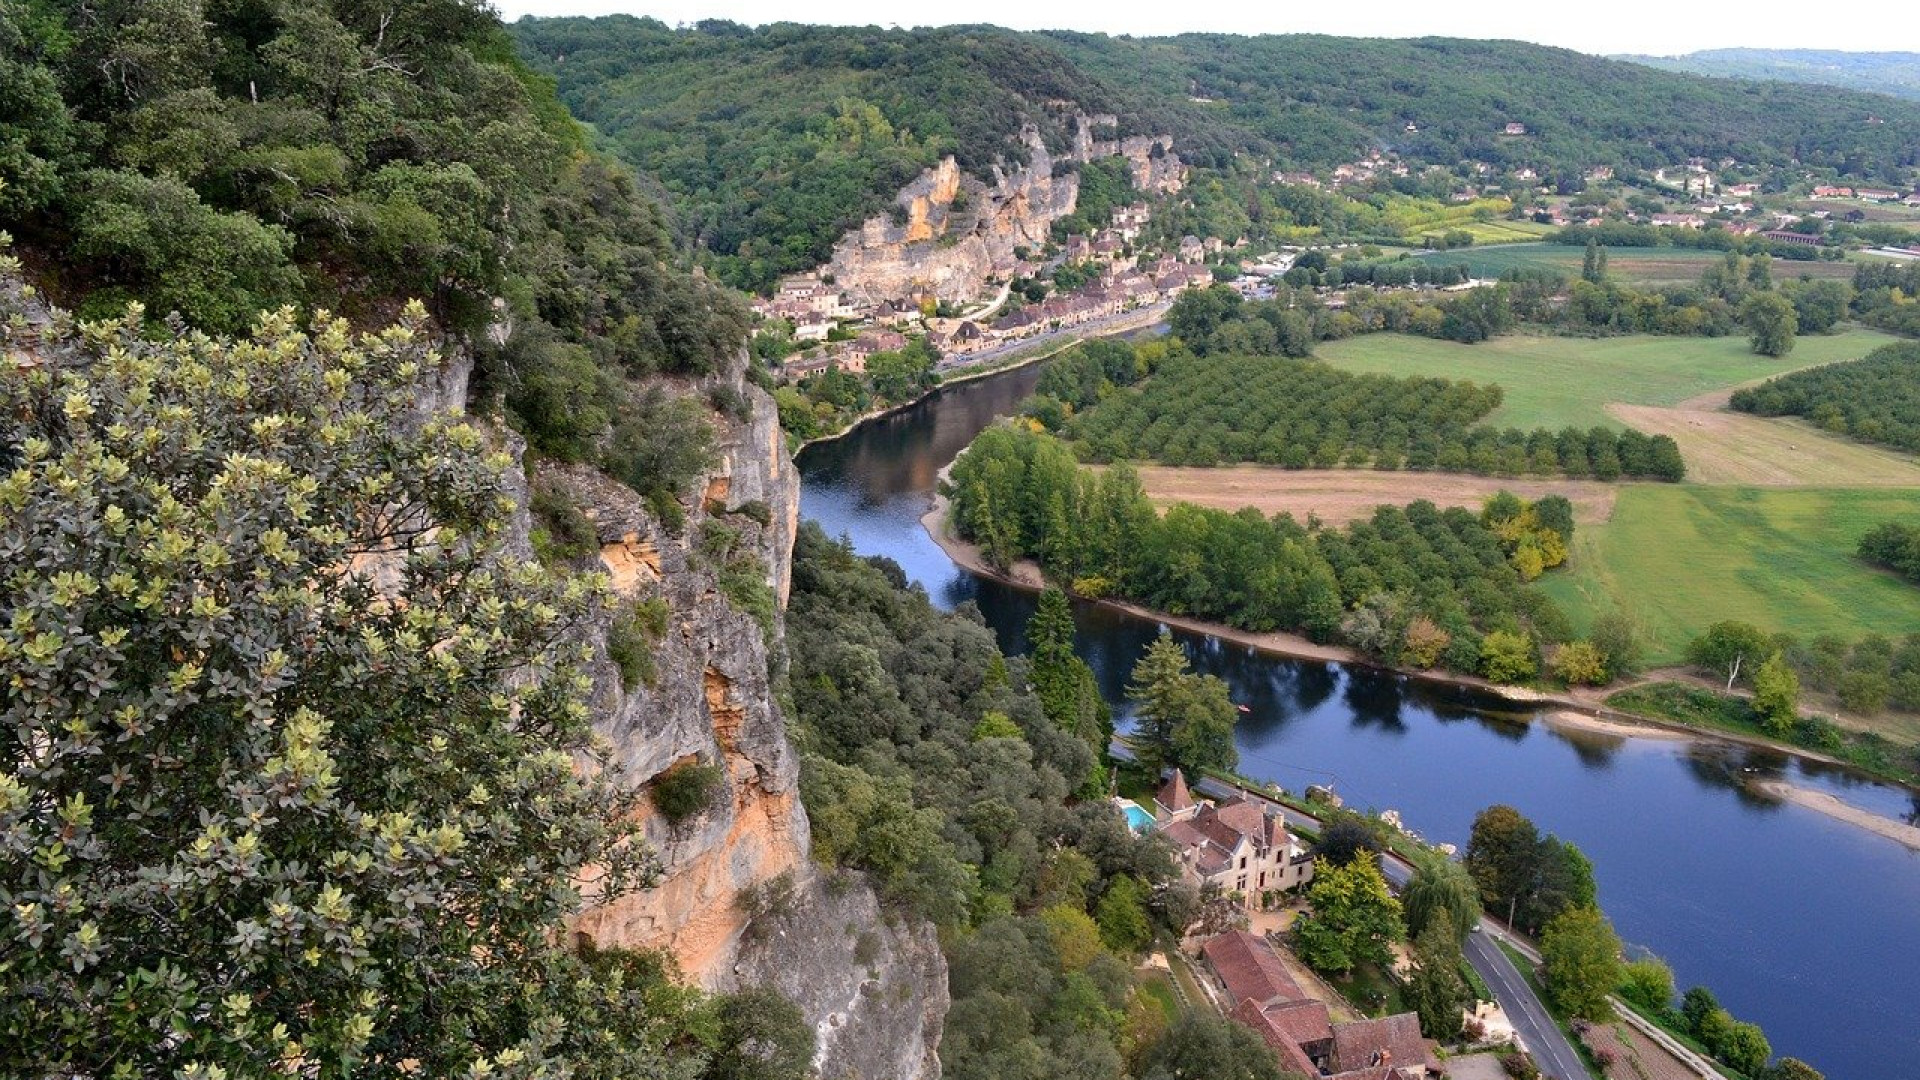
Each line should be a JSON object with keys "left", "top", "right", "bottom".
{"left": 491, "top": 0, "right": 1920, "bottom": 58}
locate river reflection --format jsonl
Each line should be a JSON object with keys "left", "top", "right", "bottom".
{"left": 798, "top": 361, "right": 1920, "bottom": 1080}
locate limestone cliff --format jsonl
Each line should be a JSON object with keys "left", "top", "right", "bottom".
{"left": 532, "top": 352, "right": 946, "bottom": 1078}
{"left": 824, "top": 115, "right": 1184, "bottom": 306}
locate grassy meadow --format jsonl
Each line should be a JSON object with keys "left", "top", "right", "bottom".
{"left": 1537, "top": 485, "right": 1920, "bottom": 664}
{"left": 1312, "top": 328, "right": 1896, "bottom": 429}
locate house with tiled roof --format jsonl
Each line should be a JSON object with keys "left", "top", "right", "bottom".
{"left": 1156, "top": 771, "right": 1313, "bottom": 907}
{"left": 1201, "top": 932, "right": 1441, "bottom": 1080}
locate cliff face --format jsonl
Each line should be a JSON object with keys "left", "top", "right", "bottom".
{"left": 824, "top": 116, "right": 1184, "bottom": 306}
{"left": 534, "top": 353, "right": 946, "bottom": 1078}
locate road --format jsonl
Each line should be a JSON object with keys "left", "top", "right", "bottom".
{"left": 934, "top": 301, "right": 1172, "bottom": 372}
{"left": 1465, "top": 927, "right": 1590, "bottom": 1080}
{"left": 1185, "top": 772, "right": 1592, "bottom": 1079}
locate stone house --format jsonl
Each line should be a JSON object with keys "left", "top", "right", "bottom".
{"left": 1154, "top": 770, "right": 1314, "bottom": 907}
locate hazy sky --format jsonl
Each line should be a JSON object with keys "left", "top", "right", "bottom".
{"left": 492, "top": 0, "right": 1920, "bottom": 58}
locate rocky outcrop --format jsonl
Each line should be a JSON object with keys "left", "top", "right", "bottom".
{"left": 526, "top": 351, "right": 945, "bottom": 1078}
{"left": 824, "top": 115, "right": 1184, "bottom": 306}
{"left": 735, "top": 870, "right": 948, "bottom": 1080}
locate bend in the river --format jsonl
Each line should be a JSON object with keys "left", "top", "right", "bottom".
{"left": 796, "top": 359, "right": 1920, "bottom": 1080}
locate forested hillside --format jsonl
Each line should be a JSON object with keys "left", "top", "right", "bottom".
{"left": 510, "top": 17, "right": 1920, "bottom": 290}
{"left": 1618, "top": 49, "right": 1920, "bottom": 101}
{"left": 0, "top": 0, "right": 744, "bottom": 459}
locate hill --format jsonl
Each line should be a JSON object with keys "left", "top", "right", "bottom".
{"left": 1618, "top": 49, "right": 1920, "bottom": 101}
{"left": 510, "top": 19, "right": 1920, "bottom": 290}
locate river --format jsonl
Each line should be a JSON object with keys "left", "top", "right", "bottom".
{"left": 797, "top": 361, "right": 1920, "bottom": 1080}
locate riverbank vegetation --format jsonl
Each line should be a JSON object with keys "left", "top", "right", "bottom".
{"left": 945, "top": 423, "right": 1620, "bottom": 683}
{"left": 787, "top": 524, "right": 1296, "bottom": 1080}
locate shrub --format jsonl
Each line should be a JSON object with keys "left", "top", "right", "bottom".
{"left": 1550, "top": 641, "right": 1608, "bottom": 686}
{"left": 530, "top": 479, "right": 599, "bottom": 564}
{"left": 608, "top": 598, "right": 668, "bottom": 690}
{"left": 651, "top": 760, "right": 726, "bottom": 824}
{"left": 1481, "top": 631, "right": 1538, "bottom": 684}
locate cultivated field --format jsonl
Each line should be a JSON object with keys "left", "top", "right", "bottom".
{"left": 1416, "top": 219, "right": 1555, "bottom": 245}
{"left": 1537, "top": 486, "right": 1920, "bottom": 662}
{"left": 1313, "top": 329, "right": 1896, "bottom": 430}
{"left": 1126, "top": 466, "right": 1621, "bottom": 526}
{"left": 1410, "top": 242, "right": 1861, "bottom": 284}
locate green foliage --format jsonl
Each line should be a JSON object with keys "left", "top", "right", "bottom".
{"left": 1751, "top": 652, "right": 1800, "bottom": 736}
{"left": 1405, "top": 922, "right": 1472, "bottom": 1043}
{"left": 1465, "top": 805, "right": 1598, "bottom": 935}
{"left": 1291, "top": 858, "right": 1405, "bottom": 977}
{"left": 651, "top": 760, "right": 725, "bottom": 824}
{"left": 0, "top": 297, "right": 672, "bottom": 1076}
{"left": 1858, "top": 519, "right": 1920, "bottom": 584}
{"left": 530, "top": 475, "right": 601, "bottom": 563}
{"left": 704, "top": 986, "right": 816, "bottom": 1080}
{"left": 611, "top": 385, "right": 718, "bottom": 518}
{"left": 1618, "top": 957, "right": 1676, "bottom": 1015}
{"left": 1403, "top": 860, "right": 1482, "bottom": 944}
{"left": 608, "top": 597, "right": 668, "bottom": 690}
{"left": 1551, "top": 641, "right": 1609, "bottom": 686}
{"left": 1740, "top": 291, "right": 1797, "bottom": 358}
{"left": 1687, "top": 620, "right": 1777, "bottom": 689}
{"left": 1125, "top": 632, "right": 1239, "bottom": 776}
{"left": 787, "top": 525, "right": 1175, "bottom": 933}
{"left": 948, "top": 424, "right": 1575, "bottom": 676}
{"left": 1540, "top": 907, "right": 1622, "bottom": 1021}
{"left": 1094, "top": 875, "right": 1155, "bottom": 955}
{"left": 1063, "top": 348, "right": 1682, "bottom": 481}
{"left": 1591, "top": 613, "right": 1645, "bottom": 681}
{"left": 942, "top": 915, "right": 1133, "bottom": 1080}
{"left": 1135, "top": 1012, "right": 1289, "bottom": 1080}
{"left": 1480, "top": 630, "right": 1538, "bottom": 684}
{"left": 8, "top": 0, "right": 747, "bottom": 460}
{"left": 1029, "top": 589, "right": 1112, "bottom": 754}
{"left": 974, "top": 710, "right": 1026, "bottom": 741}
{"left": 1732, "top": 342, "right": 1920, "bottom": 455}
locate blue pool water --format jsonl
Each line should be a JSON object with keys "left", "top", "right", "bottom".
{"left": 1121, "top": 802, "right": 1155, "bottom": 832}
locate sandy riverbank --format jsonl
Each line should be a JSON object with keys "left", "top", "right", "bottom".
{"left": 1749, "top": 779, "right": 1920, "bottom": 852}
{"left": 1541, "top": 709, "right": 1693, "bottom": 742}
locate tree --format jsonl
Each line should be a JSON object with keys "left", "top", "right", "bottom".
{"left": 1312, "top": 814, "right": 1388, "bottom": 868}
{"left": 1291, "top": 858, "right": 1406, "bottom": 976}
{"left": 1403, "top": 860, "right": 1482, "bottom": 944}
{"left": 1528, "top": 837, "right": 1598, "bottom": 932}
{"left": 1680, "top": 986, "right": 1723, "bottom": 1036}
{"left": 1405, "top": 923, "right": 1472, "bottom": 1043}
{"left": 1095, "top": 876, "right": 1154, "bottom": 955}
{"left": 1720, "top": 1021, "right": 1773, "bottom": 1077}
{"left": 1741, "top": 291, "right": 1797, "bottom": 358}
{"left": 1041, "top": 903, "right": 1108, "bottom": 972}
{"left": 1540, "top": 907, "right": 1622, "bottom": 1020}
{"left": 1137, "top": 1012, "right": 1288, "bottom": 1080}
{"left": 1752, "top": 652, "right": 1800, "bottom": 736}
{"left": 1466, "top": 805, "right": 1540, "bottom": 924}
{"left": 1030, "top": 588, "right": 1111, "bottom": 749}
{"left": 1764, "top": 1058, "right": 1826, "bottom": 1080}
{"left": 1480, "top": 630, "right": 1538, "bottom": 684}
{"left": 1688, "top": 621, "right": 1775, "bottom": 690}
{"left": 1125, "top": 631, "right": 1238, "bottom": 775}
{"left": 706, "top": 986, "right": 817, "bottom": 1080}
{"left": 1591, "top": 613, "right": 1644, "bottom": 681}
{"left": 1617, "top": 957, "right": 1675, "bottom": 1015}
{"left": 0, "top": 300, "right": 667, "bottom": 1076}
{"left": 1551, "top": 641, "right": 1609, "bottom": 686}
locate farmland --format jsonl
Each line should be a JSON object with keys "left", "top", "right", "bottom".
{"left": 1312, "top": 328, "right": 1896, "bottom": 429}
{"left": 1536, "top": 485, "right": 1920, "bottom": 663}
{"left": 1408, "top": 242, "right": 1861, "bottom": 284}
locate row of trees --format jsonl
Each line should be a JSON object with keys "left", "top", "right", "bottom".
{"left": 1851, "top": 261, "right": 1920, "bottom": 337}
{"left": 1688, "top": 621, "right": 1920, "bottom": 720}
{"left": 946, "top": 424, "right": 1588, "bottom": 681}
{"left": 1732, "top": 343, "right": 1920, "bottom": 456}
{"left": 1054, "top": 347, "right": 1685, "bottom": 481}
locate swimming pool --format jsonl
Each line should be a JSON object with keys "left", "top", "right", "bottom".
{"left": 1118, "top": 801, "right": 1155, "bottom": 832}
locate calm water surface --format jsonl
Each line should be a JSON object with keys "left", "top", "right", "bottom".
{"left": 798, "top": 363, "right": 1920, "bottom": 1080}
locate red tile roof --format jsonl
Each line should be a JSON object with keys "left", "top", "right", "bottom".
{"left": 1232, "top": 997, "right": 1324, "bottom": 1077}
{"left": 1201, "top": 931, "right": 1303, "bottom": 1009}
{"left": 1157, "top": 769, "right": 1194, "bottom": 813}
{"left": 1332, "top": 1013, "right": 1430, "bottom": 1075}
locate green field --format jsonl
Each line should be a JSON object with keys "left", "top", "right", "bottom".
{"left": 1408, "top": 242, "right": 1860, "bottom": 284}
{"left": 1538, "top": 486, "right": 1920, "bottom": 663}
{"left": 1312, "top": 329, "right": 1895, "bottom": 429}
